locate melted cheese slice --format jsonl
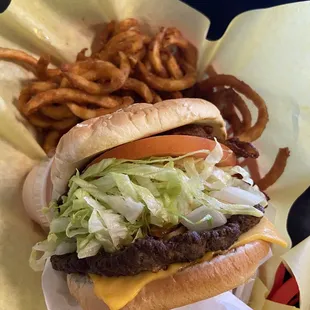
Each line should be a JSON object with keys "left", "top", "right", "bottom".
{"left": 91, "top": 218, "right": 287, "bottom": 310}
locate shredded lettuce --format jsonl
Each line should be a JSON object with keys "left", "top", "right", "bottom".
{"left": 200, "top": 196, "right": 264, "bottom": 217}
{"left": 30, "top": 141, "right": 266, "bottom": 270}
{"left": 222, "top": 165, "right": 254, "bottom": 186}
{"left": 76, "top": 234, "right": 102, "bottom": 258}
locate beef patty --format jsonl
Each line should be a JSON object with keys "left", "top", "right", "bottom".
{"left": 50, "top": 124, "right": 262, "bottom": 277}
{"left": 51, "top": 205, "right": 264, "bottom": 276}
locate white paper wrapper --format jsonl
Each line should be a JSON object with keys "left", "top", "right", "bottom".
{"left": 1, "top": 0, "right": 310, "bottom": 310}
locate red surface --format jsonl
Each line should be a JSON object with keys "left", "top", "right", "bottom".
{"left": 268, "top": 263, "right": 299, "bottom": 306}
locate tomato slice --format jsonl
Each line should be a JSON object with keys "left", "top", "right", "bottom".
{"left": 92, "top": 135, "right": 236, "bottom": 167}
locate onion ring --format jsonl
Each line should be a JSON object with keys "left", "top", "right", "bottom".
{"left": 207, "top": 91, "right": 241, "bottom": 136}
{"left": 199, "top": 67, "right": 245, "bottom": 135}
{"left": 122, "top": 78, "right": 153, "bottom": 103}
{"left": 23, "top": 88, "right": 121, "bottom": 115}
{"left": 222, "top": 104, "right": 242, "bottom": 137}
{"left": 227, "top": 89, "right": 252, "bottom": 134}
{"left": 256, "top": 148, "right": 290, "bottom": 190}
{"left": 228, "top": 109, "right": 243, "bottom": 136}
{"left": 41, "top": 105, "right": 74, "bottom": 120}
{"left": 43, "top": 130, "right": 62, "bottom": 154}
{"left": 137, "top": 60, "right": 197, "bottom": 91}
{"left": 148, "top": 28, "right": 169, "bottom": 78}
{"left": 67, "top": 101, "right": 132, "bottom": 120}
{"left": 239, "top": 158, "right": 262, "bottom": 184}
{"left": 198, "top": 75, "right": 268, "bottom": 142}
{"left": 210, "top": 88, "right": 252, "bottom": 135}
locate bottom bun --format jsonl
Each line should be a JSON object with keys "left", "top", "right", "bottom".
{"left": 67, "top": 240, "right": 270, "bottom": 310}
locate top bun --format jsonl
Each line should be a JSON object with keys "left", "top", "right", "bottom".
{"left": 51, "top": 98, "right": 226, "bottom": 197}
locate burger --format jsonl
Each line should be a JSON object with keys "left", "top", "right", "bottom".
{"left": 30, "top": 98, "right": 286, "bottom": 310}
